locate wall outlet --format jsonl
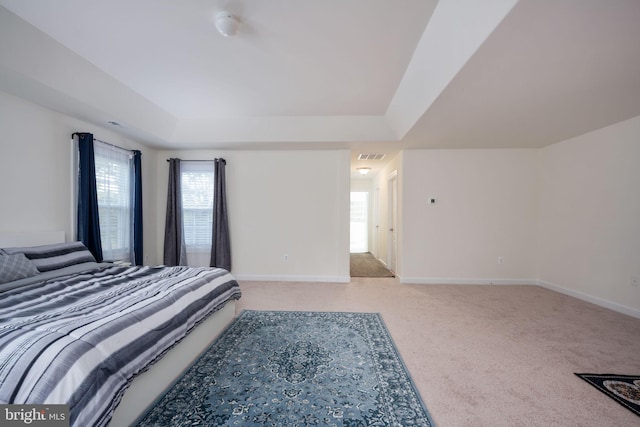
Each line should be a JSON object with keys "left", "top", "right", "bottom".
{"left": 632, "top": 276, "right": 639, "bottom": 287}
{"left": 497, "top": 256, "right": 504, "bottom": 265}
{"left": 284, "top": 254, "right": 289, "bottom": 262}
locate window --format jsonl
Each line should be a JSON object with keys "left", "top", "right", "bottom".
{"left": 181, "top": 161, "right": 215, "bottom": 254}
{"left": 94, "top": 142, "right": 134, "bottom": 262}
{"left": 350, "top": 192, "right": 368, "bottom": 253}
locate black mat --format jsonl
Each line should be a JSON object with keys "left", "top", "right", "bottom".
{"left": 575, "top": 373, "right": 640, "bottom": 417}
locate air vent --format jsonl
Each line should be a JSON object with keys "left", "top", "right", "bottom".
{"left": 357, "top": 153, "right": 386, "bottom": 160}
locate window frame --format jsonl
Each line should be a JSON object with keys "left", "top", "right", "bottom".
{"left": 73, "top": 139, "right": 135, "bottom": 263}
{"left": 180, "top": 161, "right": 215, "bottom": 253}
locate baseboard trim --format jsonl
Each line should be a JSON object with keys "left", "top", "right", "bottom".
{"left": 399, "top": 277, "right": 537, "bottom": 285}
{"left": 234, "top": 274, "right": 351, "bottom": 283}
{"left": 537, "top": 280, "right": 640, "bottom": 319}
{"left": 234, "top": 274, "right": 640, "bottom": 318}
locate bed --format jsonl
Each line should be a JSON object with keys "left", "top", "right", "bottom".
{"left": 0, "top": 232, "right": 242, "bottom": 426}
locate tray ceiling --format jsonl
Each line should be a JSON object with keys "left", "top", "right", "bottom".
{"left": 1, "top": 0, "right": 639, "bottom": 152}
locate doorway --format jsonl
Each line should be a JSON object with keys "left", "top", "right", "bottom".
{"left": 350, "top": 190, "right": 394, "bottom": 277}
{"left": 350, "top": 191, "right": 368, "bottom": 253}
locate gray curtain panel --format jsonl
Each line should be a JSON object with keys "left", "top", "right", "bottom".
{"left": 163, "top": 158, "right": 188, "bottom": 266}
{"left": 210, "top": 158, "right": 231, "bottom": 271}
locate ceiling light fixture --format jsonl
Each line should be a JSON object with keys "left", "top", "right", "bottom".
{"left": 215, "top": 12, "right": 239, "bottom": 37}
{"left": 357, "top": 167, "right": 371, "bottom": 176}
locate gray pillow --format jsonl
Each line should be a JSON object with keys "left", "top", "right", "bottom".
{"left": 2, "top": 241, "right": 96, "bottom": 272}
{"left": 0, "top": 253, "right": 40, "bottom": 284}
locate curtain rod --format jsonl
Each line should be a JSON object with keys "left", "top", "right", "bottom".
{"left": 166, "top": 158, "right": 226, "bottom": 164}
{"left": 71, "top": 132, "right": 138, "bottom": 155}
{"left": 95, "top": 138, "right": 134, "bottom": 155}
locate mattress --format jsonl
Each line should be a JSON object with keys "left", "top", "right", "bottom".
{"left": 0, "top": 262, "right": 241, "bottom": 427}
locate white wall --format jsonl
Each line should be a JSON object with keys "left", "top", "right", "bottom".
{"left": 371, "top": 153, "right": 401, "bottom": 269}
{"left": 401, "top": 149, "right": 539, "bottom": 283}
{"left": 156, "top": 149, "right": 351, "bottom": 282}
{"left": 537, "top": 116, "right": 640, "bottom": 316}
{"left": 3, "top": 86, "right": 638, "bottom": 315}
{"left": 0, "top": 89, "right": 350, "bottom": 282}
{"left": 0, "top": 90, "right": 159, "bottom": 262}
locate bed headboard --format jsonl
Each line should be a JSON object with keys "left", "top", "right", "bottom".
{"left": 0, "top": 231, "right": 66, "bottom": 248}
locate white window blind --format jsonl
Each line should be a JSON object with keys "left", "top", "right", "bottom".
{"left": 181, "top": 161, "right": 214, "bottom": 252}
{"left": 94, "top": 142, "right": 133, "bottom": 262}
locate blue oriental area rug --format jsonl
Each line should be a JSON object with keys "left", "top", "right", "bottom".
{"left": 136, "top": 310, "right": 435, "bottom": 426}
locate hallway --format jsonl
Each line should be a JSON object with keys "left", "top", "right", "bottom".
{"left": 349, "top": 252, "right": 394, "bottom": 277}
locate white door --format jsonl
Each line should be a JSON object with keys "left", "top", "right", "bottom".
{"left": 373, "top": 187, "right": 380, "bottom": 258}
{"left": 387, "top": 172, "right": 398, "bottom": 273}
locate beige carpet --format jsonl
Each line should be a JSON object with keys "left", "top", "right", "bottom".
{"left": 350, "top": 252, "right": 394, "bottom": 277}
{"left": 235, "top": 278, "right": 640, "bottom": 426}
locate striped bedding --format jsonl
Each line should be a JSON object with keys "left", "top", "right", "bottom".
{"left": 0, "top": 263, "right": 241, "bottom": 427}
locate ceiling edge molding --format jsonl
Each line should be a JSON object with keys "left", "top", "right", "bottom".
{"left": 170, "top": 115, "right": 397, "bottom": 147}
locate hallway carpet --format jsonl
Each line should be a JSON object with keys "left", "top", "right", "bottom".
{"left": 350, "top": 252, "right": 394, "bottom": 277}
